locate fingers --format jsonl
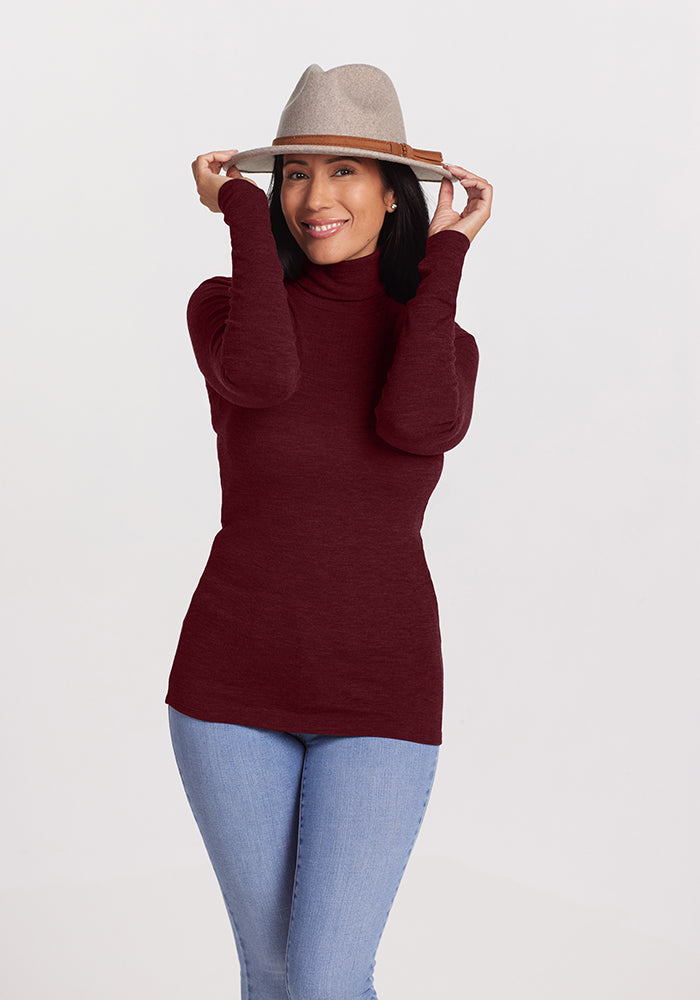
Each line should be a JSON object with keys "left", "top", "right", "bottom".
{"left": 191, "top": 150, "right": 239, "bottom": 179}
{"left": 221, "top": 153, "right": 240, "bottom": 173}
{"left": 443, "top": 162, "right": 492, "bottom": 195}
{"left": 443, "top": 162, "right": 484, "bottom": 180}
{"left": 190, "top": 149, "right": 259, "bottom": 210}
{"left": 436, "top": 175, "right": 454, "bottom": 210}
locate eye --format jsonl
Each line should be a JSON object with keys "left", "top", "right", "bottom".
{"left": 283, "top": 166, "right": 355, "bottom": 181}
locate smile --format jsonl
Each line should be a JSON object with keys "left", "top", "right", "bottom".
{"left": 301, "top": 220, "right": 348, "bottom": 238}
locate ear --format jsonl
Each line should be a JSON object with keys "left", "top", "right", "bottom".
{"left": 383, "top": 187, "right": 397, "bottom": 211}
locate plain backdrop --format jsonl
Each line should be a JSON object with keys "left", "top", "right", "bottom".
{"left": 2, "top": 0, "right": 699, "bottom": 997}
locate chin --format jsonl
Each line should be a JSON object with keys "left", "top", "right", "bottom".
{"left": 305, "top": 243, "right": 352, "bottom": 264}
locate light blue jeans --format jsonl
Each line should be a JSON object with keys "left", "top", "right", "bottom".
{"left": 168, "top": 706, "right": 440, "bottom": 1000}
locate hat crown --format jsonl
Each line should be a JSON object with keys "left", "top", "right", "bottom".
{"left": 276, "top": 63, "right": 408, "bottom": 145}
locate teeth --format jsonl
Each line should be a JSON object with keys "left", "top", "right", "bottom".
{"left": 306, "top": 222, "right": 345, "bottom": 232}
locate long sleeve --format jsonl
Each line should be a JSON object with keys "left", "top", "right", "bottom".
{"left": 186, "top": 178, "right": 301, "bottom": 407}
{"left": 373, "top": 229, "right": 479, "bottom": 455}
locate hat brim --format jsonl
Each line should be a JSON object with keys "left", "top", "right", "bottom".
{"left": 224, "top": 145, "right": 454, "bottom": 183}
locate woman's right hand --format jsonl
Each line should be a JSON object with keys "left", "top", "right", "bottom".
{"left": 191, "top": 150, "right": 259, "bottom": 213}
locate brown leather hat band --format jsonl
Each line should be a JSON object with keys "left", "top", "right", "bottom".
{"left": 272, "top": 134, "right": 443, "bottom": 165}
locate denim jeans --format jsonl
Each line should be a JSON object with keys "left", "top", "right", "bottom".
{"left": 168, "top": 706, "right": 440, "bottom": 1000}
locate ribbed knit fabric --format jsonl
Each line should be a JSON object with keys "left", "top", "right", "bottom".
{"left": 165, "top": 177, "right": 479, "bottom": 745}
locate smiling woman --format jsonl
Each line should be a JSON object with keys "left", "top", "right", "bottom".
{"left": 168, "top": 61, "right": 490, "bottom": 1000}
{"left": 280, "top": 153, "right": 396, "bottom": 263}
{"left": 268, "top": 151, "right": 434, "bottom": 301}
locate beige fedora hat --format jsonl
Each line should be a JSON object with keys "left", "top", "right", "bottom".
{"left": 226, "top": 63, "right": 453, "bottom": 183}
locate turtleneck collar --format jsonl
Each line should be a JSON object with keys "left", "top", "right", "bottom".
{"left": 293, "top": 246, "right": 385, "bottom": 301}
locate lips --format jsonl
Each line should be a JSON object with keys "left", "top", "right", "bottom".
{"left": 301, "top": 219, "right": 348, "bottom": 237}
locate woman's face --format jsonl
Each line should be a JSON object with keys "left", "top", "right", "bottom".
{"left": 280, "top": 154, "right": 396, "bottom": 264}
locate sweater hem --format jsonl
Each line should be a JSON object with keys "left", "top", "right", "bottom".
{"left": 165, "top": 692, "right": 442, "bottom": 747}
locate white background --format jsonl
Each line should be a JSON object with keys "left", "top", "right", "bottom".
{"left": 2, "top": 0, "right": 698, "bottom": 996}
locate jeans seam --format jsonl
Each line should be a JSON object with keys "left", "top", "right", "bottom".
{"left": 284, "top": 742, "right": 308, "bottom": 1000}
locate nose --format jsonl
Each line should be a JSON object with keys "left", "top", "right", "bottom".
{"left": 305, "top": 173, "right": 333, "bottom": 211}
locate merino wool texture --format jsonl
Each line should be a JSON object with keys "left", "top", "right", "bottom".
{"left": 165, "top": 177, "right": 479, "bottom": 745}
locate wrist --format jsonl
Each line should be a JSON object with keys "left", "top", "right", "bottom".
{"left": 428, "top": 227, "right": 471, "bottom": 251}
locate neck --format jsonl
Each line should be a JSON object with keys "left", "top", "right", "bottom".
{"left": 294, "top": 246, "right": 385, "bottom": 301}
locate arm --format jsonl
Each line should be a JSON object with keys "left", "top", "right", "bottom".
{"left": 373, "top": 229, "right": 479, "bottom": 455}
{"left": 186, "top": 178, "right": 301, "bottom": 407}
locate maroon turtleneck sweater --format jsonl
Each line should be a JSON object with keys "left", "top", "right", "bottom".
{"left": 165, "top": 177, "right": 479, "bottom": 745}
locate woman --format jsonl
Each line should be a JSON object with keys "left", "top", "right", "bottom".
{"left": 166, "top": 63, "right": 492, "bottom": 1000}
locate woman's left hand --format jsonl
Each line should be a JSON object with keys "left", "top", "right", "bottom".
{"left": 428, "top": 164, "right": 492, "bottom": 243}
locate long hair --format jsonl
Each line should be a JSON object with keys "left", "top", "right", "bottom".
{"left": 265, "top": 155, "right": 431, "bottom": 303}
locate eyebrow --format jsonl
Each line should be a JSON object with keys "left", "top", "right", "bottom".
{"left": 282, "top": 156, "right": 364, "bottom": 167}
